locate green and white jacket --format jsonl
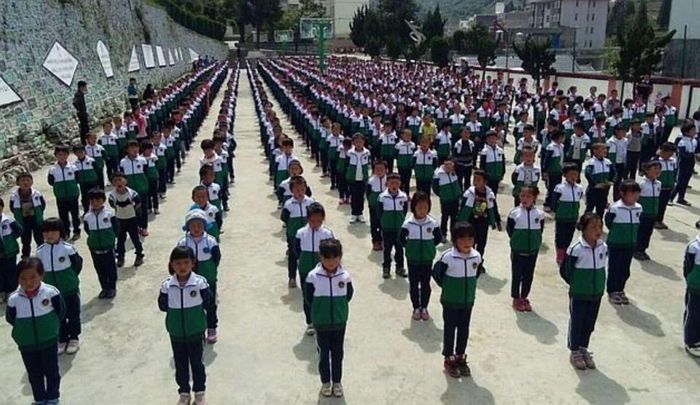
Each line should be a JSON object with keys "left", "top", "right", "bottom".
{"left": 158, "top": 273, "right": 212, "bottom": 342}
{"left": 395, "top": 140, "right": 416, "bottom": 170}
{"left": 604, "top": 200, "right": 642, "bottom": 248}
{"left": 47, "top": 163, "right": 79, "bottom": 201}
{"left": 365, "top": 175, "right": 386, "bottom": 208}
{"left": 0, "top": 213, "right": 22, "bottom": 257}
{"left": 432, "top": 167, "right": 462, "bottom": 203}
{"left": 83, "top": 207, "right": 118, "bottom": 251}
{"left": 119, "top": 156, "right": 149, "bottom": 194}
{"left": 412, "top": 149, "right": 438, "bottom": 182}
{"left": 458, "top": 186, "right": 496, "bottom": 224}
{"left": 638, "top": 176, "right": 661, "bottom": 218}
{"left": 506, "top": 206, "right": 545, "bottom": 255}
{"left": 511, "top": 163, "right": 541, "bottom": 198}
{"left": 281, "top": 196, "right": 316, "bottom": 241}
{"left": 399, "top": 215, "right": 442, "bottom": 265}
{"left": 176, "top": 233, "right": 221, "bottom": 284}
{"left": 432, "top": 247, "right": 482, "bottom": 309}
{"left": 295, "top": 224, "right": 335, "bottom": 279}
{"left": 480, "top": 145, "right": 506, "bottom": 181}
{"left": 560, "top": 238, "right": 608, "bottom": 299}
{"left": 683, "top": 236, "right": 700, "bottom": 294}
{"left": 6, "top": 282, "right": 64, "bottom": 351}
{"left": 10, "top": 188, "right": 45, "bottom": 226}
{"left": 377, "top": 190, "right": 408, "bottom": 231}
{"left": 36, "top": 241, "right": 83, "bottom": 296}
{"left": 304, "top": 264, "right": 353, "bottom": 331}
{"left": 73, "top": 156, "right": 99, "bottom": 186}
{"left": 345, "top": 147, "right": 371, "bottom": 182}
{"left": 552, "top": 181, "right": 583, "bottom": 223}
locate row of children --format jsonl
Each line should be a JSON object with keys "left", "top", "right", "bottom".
{"left": 1, "top": 62, "right": 233, "bottom": 405}
{"left": 259, "top": 57, "right": 700, "bottom": 372}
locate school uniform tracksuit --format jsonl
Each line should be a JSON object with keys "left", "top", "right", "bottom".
{"left": 433, "top": 248, "right": 481, "bottom": 357}
{"left": 606, "top": 137, "right": 628, "bottom": 200}
{"left": 304, "top": 265, "right": 353, "bottom": 384}
{"left": 108, "top": 188, "right": 144, "bottom": 261}
{"left": 177, "top": 233, "right": 221, "bottom": 329}
{"left": 543, "top": 143, "right": 565, "bottom": 209}
{"left": 413, "top": 150, "right": 438, "bottom": 196}
{"left": 346, "top": 148, "right": 371, "bottom": 217}
{"left": 48, "top": 163, "right": 81, "bottom": 236}
{"left": 10, "top": 188, "right": 45, "bottom": 258}
{"left": 399, "top": 216, "right": 442, "bottom": 309}
{"left": 584, "top": 157, "right": 614, "bottom": 218}
{"left": 366, "top": 175, "right": 386, "bottom": 245}
{"left": 511, "top": 163, "right": 541, "bottom": 206}
{"left": 458, "top": 186, "right": 497, "bottom": 266}
{"left": 281, "top": 196, "right": 315, "bottom": 280}
{"left": 560, "top": 238, "right": 607, "bottom": 351}
{"left": 377, "top": 190, "right": 408, "bottom": 271}
{"left": 83, "top": 207, "right": 119, "bottom": 292}
{"left": 604, "top": 201, "right": 642, "bottom": 294}
{"left": 295, "top": 225, "right": 335, "bottom": 325}
{"left": 36, "top": 241, "right": 83, "bottom": 344}
{"left": 654, "top": 156, "right": 677, "bottom": 223}
{"left": 158, "top": 273, "right": 212, "bottom": 394}
{"left": 119, "top": 156, "right": 149, "bottom": 230}
{"left": 507, "top": 206, "right": 545, "bottom": 299}
{"left": 683, "top": 237, "right": 700, "bottom": 347}
{"left": 395, "top": 141, "right": 416, "bottom": 193}
{"left": 0, "top": 214, "right": 22, "bottom": 294}
{"left": 552, "top": 181, "right": 584, "bottom": 255}
{"left": 636, "top": 177, "right": 661, "bottom": 254}
{"left": 74, "top": 156, "right": 99, "bottom": 213}
{"left": 6, "top": 282, "right": 65, "bottom": 403}
{"left": 673, "top": 136, "right": 698, "bottom": 203}
{"left": 453, "top": 139, "right": 475, "bottom": 190}
{"left": 432, "top": 168, "right": 462, "bottom": 238}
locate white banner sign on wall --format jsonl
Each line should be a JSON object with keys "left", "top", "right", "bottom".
{"left": 96, "top": 40, "right": 114, "bottom": 78}
{"left": 189, "top": 48, "right": 199, "bottom": 63}
{"left": 128, "top": 45, "right": 140, "bottom": 72}
{"left": 156, "top": 46, "right": 166, "bottom": 67}
{"left": 142, "top": 44, "right": 155, "bottom": 68}
{"left": 42, "top": 41, "right": 79, "bottom": 87}
{"left": 0, "top": 75, "right": 22, "bottom": 107}
{"left": 168, "top": 49, "right": 175, "bottom": 65}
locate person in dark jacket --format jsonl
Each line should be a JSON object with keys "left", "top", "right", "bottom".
{"left": 73, "top": 81, "right": 89, "bottom": 145}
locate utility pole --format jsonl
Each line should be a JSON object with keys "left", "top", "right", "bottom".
{"left": 681, "top": 25, "right": 688, "bottom": 79}
{"left": 312, "top": 20, "right": 331, "bottom": 73}
{"left": 571, "top": 29, "right": 577, "bottom": 72}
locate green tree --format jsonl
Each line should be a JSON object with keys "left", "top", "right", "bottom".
{"left": 464, "top": 23, "right": 498, "bottom": 78}
{"left": 379, "top": 0, "right": 419, "bottom": 51}
{"left": 387, "top": 37, "right": 403, "bottom": 60}
{"left": 657, "top": 0, "right": 672, "bottom": 29}
{"left": 452, "top": 29, "right": 467, "bottom": 52}
{"left": 615, "top": 0, "right": 675, "bottom": 95}
{"left": 349, "top": 5, "right": 369, "bottom": 48}
{"left": 430, "top": 37, "right": 450, "bottom": 67}
{"left": 512, "top": 36, "right": 556, "bottom": 88}
{"left": 422, "top": 5, "right": 446, "bottom": 42}
{"left": 504, "top": 1, "right": 516, "bottom": 13}
{"left": 607, "top": 0, "right": 635, "bottom": 39}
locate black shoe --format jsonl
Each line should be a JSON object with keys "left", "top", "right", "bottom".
{"left": 633, "top": 251, "right": 649, "bottom": 261}
{"left": 477, "top": 265, "right": 486, "bottom": 277}
{"left": 396, "top": 268, "right": 408, "bottom": 278}
{"left": 223, "top": 205, "right": 230, "bottom": 212}
{"left": 382, "top": 268, "right": 391, "bottom": 279}
{"left": 70, "top": 232, "right": 81, "bottom": 242}
{"left": 105, "top": 289, "right": 116, "bottom": 299}
{"left": 677, "top": 199, "right": 692, "bottom": 206}
{"left": 134, "top": 256, "right": 144, "bottom": 267}
{"left": 98, "top": 290, "right": 108, "bottom": 299}
{"left": 116, "top": 257, "right": 125, "bottom": 268}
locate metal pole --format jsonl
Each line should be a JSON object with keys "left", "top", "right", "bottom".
{"left": 318, "top": 23, "right": 327, "bottom": 73}
{"left": 681, "top": 24, "right": 688, "bottom": 79}
{"left": 572, "top": 30, "right": 576, "bottom": 72}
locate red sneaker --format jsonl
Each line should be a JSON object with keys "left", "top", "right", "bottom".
{"left": 512, "top": 298, "right": 524, "bottom": 311}
{"left": 444, "top": 357, "right": 461, "bottom": 378}
{"left": 523, "top": 298, "right": 532, "bottom": 312}
{"left": 140, "top": 228, "right": 149, "bottom": 237}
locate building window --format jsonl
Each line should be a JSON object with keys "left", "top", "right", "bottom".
{"left": 574, "top": 13, "right": 578, "bottom": 21}
{"left": 546, "top": 15, "right": 550, "bottom": 22}
{"left": 576, "top": 0, "right": 579, "bottom": 6}
{"left": 592, "top": 13, "right": 595, "bottom": 21}
{"left": 590, "top": 27, "right": 593, "bottom": 34}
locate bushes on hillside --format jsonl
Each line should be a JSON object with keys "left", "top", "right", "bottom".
{"left": 156, "top": 0, "right": 226, "bottom": 41}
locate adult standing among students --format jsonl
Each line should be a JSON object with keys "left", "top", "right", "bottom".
{"left": 127, "top": 78, "right": 139, "bottom": 109}
{"left": 73, "top": 80, "right": 89, "bottom": 144}
{"left": 142, "top": 84, "right": 155, "bottom": 102}
{"left": 637, "top": 75, "right": 653, "bottom": 106}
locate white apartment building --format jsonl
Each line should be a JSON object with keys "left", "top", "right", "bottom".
{"left": 526, "top": 0, "right": 609, "bottom": 49}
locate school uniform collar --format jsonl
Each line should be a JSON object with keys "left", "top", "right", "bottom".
{"left": 169, "top": 272, "right": 198, "bottom": 287}
{"left": 409, "top": 215, "right": 433, "bottom": 225}
{"left": 450, "top": 247, "right": 477, "bottom": 259}
{"left": 318, "top": 264, "right": 345, "bottom": 278}
{"left": 578, "top": 237, "right": 603, "bottom": 250}
{"left": 15, "top": 282, "right": 47, "bottom": 298}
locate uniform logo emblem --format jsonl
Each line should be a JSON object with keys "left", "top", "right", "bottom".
{"left": 635, "top": 212, "right": 640, "bottom": 218}
{"left": 599, "top": 252, "right": 604, "bottom": 260}
{"left": 427, "top": 227, "right": 432, "bottom": 233}
{"left": 136, "top": 164, "right": 141, "bottom": 169}
{"left": 534, "top": 218, "right": 539, "bottom": 223}
{"left": 338, "top": 281, "right": 345, "bottom": 289}
{"left": 2, "top": 224, "right": 6, "bottom": 229}
{"left": 58, "top": 256, "right": 66, "bottom": 263}
{"left": 41, "top": 298, "right": 50, "bottom": 306}
{"left": 190, "top": 291, "right": 197, "bottom": 298}
{"left": 203, "top": 247, "right": 210, "bottom": 254}
{"left": 472, "top": 262, "right": 478, "bottom": 268}
{"left": 208, "top": 212, "right": 214, "bottom": 217}
{"left": 103, "top": 217, "right": 109, "bottom": 223}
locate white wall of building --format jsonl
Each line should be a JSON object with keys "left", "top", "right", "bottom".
{"left": 528, "top": 0, "right": 608, "bottom": 49}
{"left": 333, "top": 0, "right": 369, "bottom": 38}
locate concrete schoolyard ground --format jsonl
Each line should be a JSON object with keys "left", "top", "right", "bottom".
{"left": 1, "top": 66, "right": 700, "bottom": 404}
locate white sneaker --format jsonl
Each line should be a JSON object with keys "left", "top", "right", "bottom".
{"left": 305, "top": 324, "right": 316, "bottom": 336}
{"left": 320, "top": 383, "right": 332, "bottom": 397}
{"left": 686, "top": 344, "right": 700, "bottom": 358}
{"left": 349, "top": 215, "right": 358, "bottom": 224}
{"left": 57, "top": 342, "right": 67, "bottom": 355}
{"left": 65, "top": 339, "right": 80, "bottom": 355}
{"left": 356, "top": 215, "right": 366, "bottom": 223}
{"left": 332, "top": 383, "right": 344, "bottom": 397}
{"left": 176, "top": 393, "right": 191, "bottom": 405}
{"left": 194, "top": 391, "right": 206, "bottom": 405}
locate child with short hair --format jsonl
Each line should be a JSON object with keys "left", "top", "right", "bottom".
{"left": 48, "top": 145, "right": 81, "bottom": 240}
{"left": 683, "top": 225, "right": 700, "bottom": 357}
{"left": 399, "top": 191, "right": 442, "bottom": 320}
{"left": 295, "top": 202, "right": 335, "bottom": 336}
{"left": 479, "top": 131, "right": 505, "bottom": 227}
{"left": 514, "top": 125, "right": 539, "bottom": 165}
{"left": 274, "top": 137, "right": 297, "bottom": 190}
{"left": 158, "top": 246, "right": 212, "bottom": 405}
{"left": 85, "top": 132, "right": 107, "bottom": 189}
{"left": 346, "top": 133, "right": 372, "bottom": 223}
{"left": 634, "top": 161, "right": 662, "bottom": 261}
{"left": 566, "top": 122, "right": 590, "bottom": 171}
{"left": 413, "top": 135, "right": 438, "bottom": 196}
{"left": 98, "top": 120, "right": 119, "bottom": 179}
{"left": 177, "top": 210, "right": 221, "bottom": 344}
{"left": 507, "top": 186, "right": 545, "bottom": 311}
{"left": 10, "top": 172, "right": 45, "bottom": 258}
{"left": 560, "top": 213, "right": 607, "bottom": 370}
{"left": 152, "top": 131, "right": 168, "bottom": 199}
{"left": 433, "top": 222, "right": 481, "bottom": 378}
{"left": 435, "top": 121, "right": 452, "bottom": 165}
{"left": 396, "top": 129, "right": 416, "bottom": 193}
{"left": 653, "top": 142, "right": 677, "bottom": 228}
{"left": 200, "top": 165, "right": 222, "bottom": 212}
{"left": 108, "top": 172, "right": 144, "bottom": 268}
{"left": 190, "top": 185, "right": 222, "bottom": 241}
{"left": 606, "top": 125, "right": 629, "bottom": 200}
{"left": 543, "top": 130, "right": 565, "bottom": 211}
{"left": 379, "top": 121, "right": 398, "bottom": 172}
{"left": 511, "top": 146, "right": 541, "bottom": 207}
{"left": 553, "top": 164, "right": 584, "bottom": 264}
{"left": 37, "top": 218, "right": 83, "bottom": 355}
{"left": 584, "top": 143, "right": 615, "bottom": 218}
{"left": 0, "top": 197, "right": 22, "bottom": 301}
{"left": 335, "top": 138, "right": 352, "bottom": 204}
{"left": 72, "top": 144, "right": 100, "bottom": 214}
{"left": 5, "top": 257, "right": 65, "bottom": 404}
{"left": 453, "top": 127, "right": 475, "bottom": 191}
{"left": 83, "top": 188, "right": 118, "bottom": 299}
{"left": 672, "top": 120, "right": 698, "bottom": 206}
{"left": 433, "top": 158, "right": 462, "bottom": 239}
{"left": 458, "top": 170, "right": 497, "bottom": 273}
{"left": 366, "top": 160, "right": 387, "bottom": 251}
{"left": 141, "top": 141, "right": 160, "bottom": 215}
{"left": 304, "top": 239, "right": 353, "bottom": 398}
{"left": 277, "top": 160, "right": 312, "bottom": 206}
{"left": 281, "top": 176, "right": 316, "bottom": 287}
{"left": 200, "top": 139, "right": 229, "bottom": 211}
{"left": 378, "top": 174, "right": 409, "bottom": 279}
{"left": 625, "top": 119, "right": 643, "bottom": 179}
{"left": 162, "top": 124, "right": 177, "bottom": 184}
{"left": 119, "top": 140, "right": 150, "bottom": 235}
{"left": 605, "top": 180, "right": 642, "bottom": 305}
